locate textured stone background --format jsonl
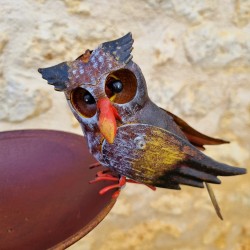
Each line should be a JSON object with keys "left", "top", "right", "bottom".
{"left": 0, "top": 0, "right": 249, "bottom": 249}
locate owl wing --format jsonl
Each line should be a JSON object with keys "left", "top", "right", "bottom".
{"left": 160, "top": 109, "right": 229, "bottom": 219}
{"left": 102, "top": 124, "right": 246, "bottom": 190}
{"left": 161, "top": 109, "right": 229, "bottom": 150}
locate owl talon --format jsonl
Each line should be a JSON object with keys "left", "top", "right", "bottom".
{"left": 96, "top": 169, "right": 114, "bottom": 177}
{"left": 89, "top": 162, "right": 102, "bottom": 169}
{"left": 90, "top": 171, "right": 156, "bottom": 197}
{"left": 89, "top": 170, "right": 122, "bottom": 198}
{"left": 99, "top": 176, "right": 126, "bottom": 196}
{"left": 89, "top": 176, "right": 119, "bottom": 184}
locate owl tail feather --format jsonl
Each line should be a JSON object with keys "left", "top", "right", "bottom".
{"left": 205, "top": 183, "right": 223, "bottom": 220}
{"left": 170, "top": 157, "right": 246, "bottom": 189}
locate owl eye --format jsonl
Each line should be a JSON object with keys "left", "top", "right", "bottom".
{"left": 108, "top": 80, "right": 123, "bottom": 93}
{"left": 83, "top": 92, "right": 95, "bottom": 104}
{"left": 70, "top": 88, "right": 97, "bottom": 118}
{"left": 105, "top": 69, "right": 137, "bottom": 104}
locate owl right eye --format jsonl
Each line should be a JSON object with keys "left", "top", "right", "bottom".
{"left": 105, "top": 69, "right": 137, "bottom": 104}
{"left": 70, "top": 88, "right": 97, "bottom": 118}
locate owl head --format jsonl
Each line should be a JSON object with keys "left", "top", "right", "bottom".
{"left": 38, "top": 33, "right": 149, "bottom": 143}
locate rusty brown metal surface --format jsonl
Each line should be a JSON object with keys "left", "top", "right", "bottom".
{"left": 0, "top": 130, "right": 118, "bottom": 250}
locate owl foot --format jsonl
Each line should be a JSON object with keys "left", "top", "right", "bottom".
{"left": 89, "top": 171, "right": 156, "bottom": 198}
{"left": 96, "top": 169, "right": 118, "bottom": 177}
{"left": 89, "top": 175, "right": 119, "bottom": 183}
{"left": 89, "top": 172, "right": 126, "bottom": 198}
{"left": 108, "top": 178, "right": 157, "bottom": 198}
{"left": 99, "top": 176, "right": 127, "bottom": 198}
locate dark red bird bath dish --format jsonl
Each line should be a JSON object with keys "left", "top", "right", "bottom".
{"left": 0, "top": 130, "right": 118, "bottom": 250}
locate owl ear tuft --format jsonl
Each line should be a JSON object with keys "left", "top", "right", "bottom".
{"left": 38, "top": 62, "right": 69, "bottom": 91}
{"left": 102, "top": 32, "right": 134, "bottom": 64}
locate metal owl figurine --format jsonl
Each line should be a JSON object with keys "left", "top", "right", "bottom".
{"left": 39, "top": 33, "right": 246, "bottom": 219}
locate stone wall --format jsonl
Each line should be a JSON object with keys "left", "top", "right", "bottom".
{"left": 0, "top": 0, "right": 249, "bottom": 249}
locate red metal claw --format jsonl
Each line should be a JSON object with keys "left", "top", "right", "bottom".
{"left": 96, "top": 169, "right": 114, "bottom": 177}
{"left": 99, "top": 176, "right": 127, "bottom": 198}
{"left": 89, "top": 171, "right": 157, "bottom": 199}
{"left": 89, "top": 176, "right": 119, "bottom": 184}
{"left": 89, "top": 162, "right": 103, "bottom": 169}
{"left": 89, "top": 171, "right": 122, "bottom": 198}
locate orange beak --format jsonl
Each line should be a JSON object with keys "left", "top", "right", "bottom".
{"left": 97, "top": 98, "right": 121, "bottom": 144}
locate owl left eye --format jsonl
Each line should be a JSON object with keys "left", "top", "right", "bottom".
{"left": 105, "top": 69, "right": 137, "bottom": 104}
{"left": 107, "top": 80, "right": 123, "bottom": 94}
{"left": 83, "top": 92, "right": 95, "bottom": 104}
{"left": 70, "top": 88, "right": 97, "bottom": 118}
